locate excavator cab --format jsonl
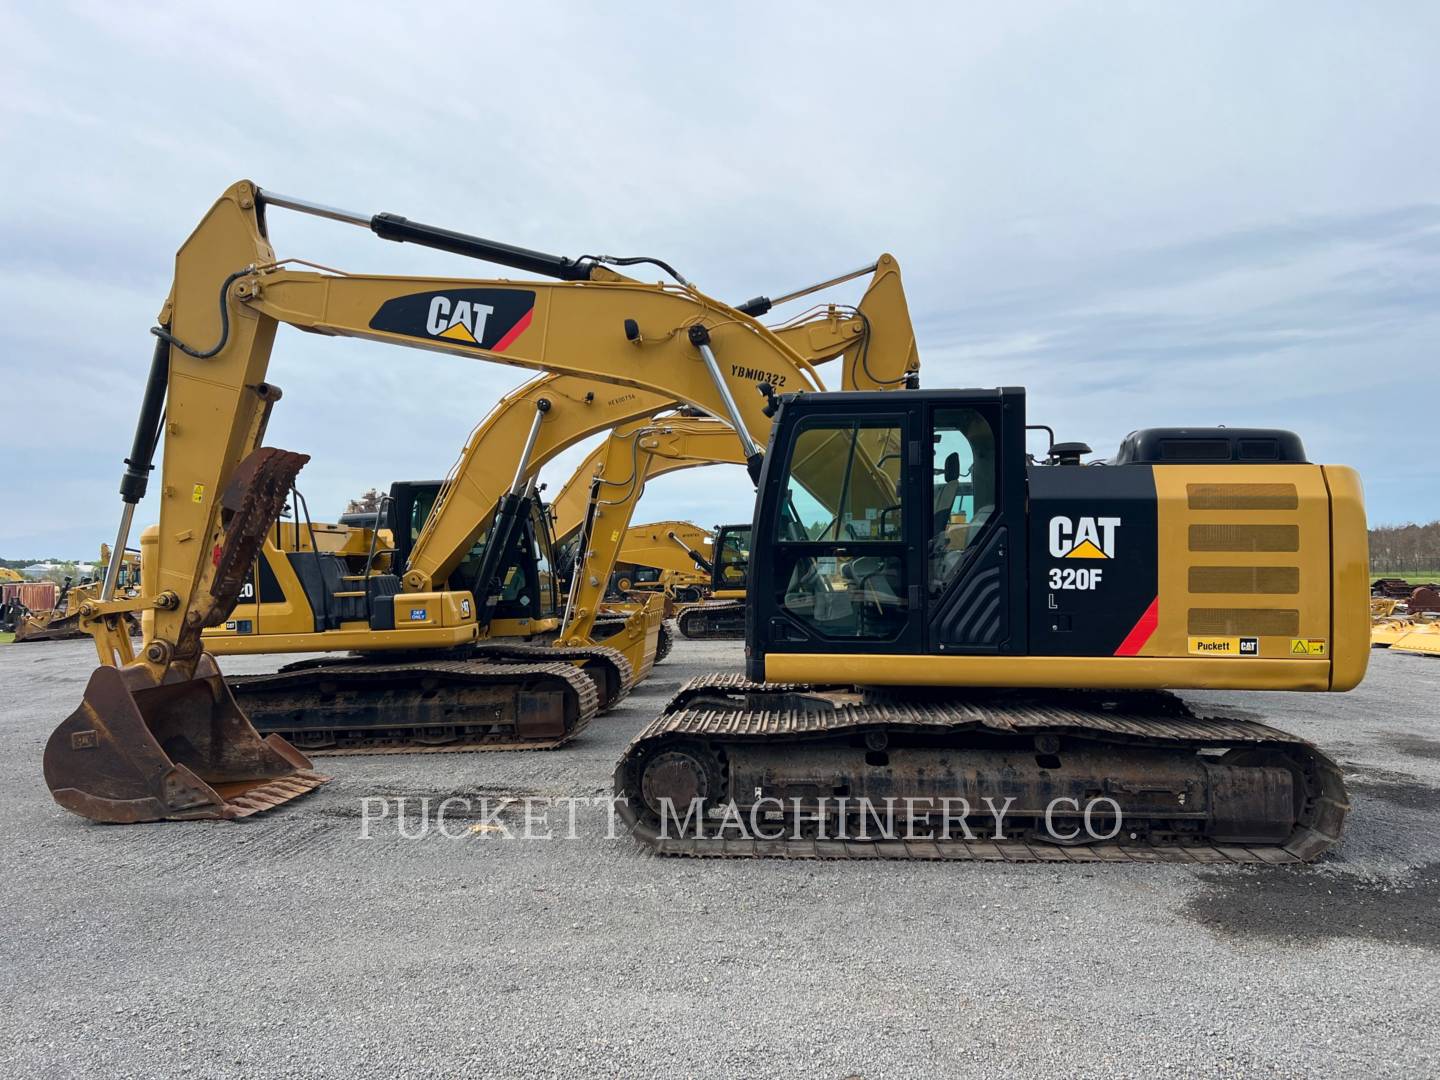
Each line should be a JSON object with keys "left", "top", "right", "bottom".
{"left": 390, "top": 479, "right": 559, "bottom": 630}
{"left": 673, "top": 525, "right": 752, "bottom": 641}
{"left": 746, "top": 387, "right": 1369, "bottom": 690}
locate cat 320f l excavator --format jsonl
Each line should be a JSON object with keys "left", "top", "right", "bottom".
{"left": 43, "top": 180, "right": 915, "bottom": 823}
{"left": 613, "top": 396, "right": 1368, "bottom": 862}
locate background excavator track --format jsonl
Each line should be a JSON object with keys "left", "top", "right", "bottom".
{"left": 470, "top": 641, "right": 633, "bottom": 711}
{"left": 675, "top": 600, "right": 745, "bottom": 640}
{"left": 229, "top": 658, "right": 599, "bottom": 755}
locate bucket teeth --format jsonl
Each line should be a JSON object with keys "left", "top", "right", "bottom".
{"left": 44, "top": 657, "right": 330, "bottom": 824}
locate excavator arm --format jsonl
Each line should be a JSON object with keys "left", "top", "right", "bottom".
{"left": 44, "top": 180, "right": 907, "bottom": 822}
{"left": 98, "top": 182, "right": 853, "bottom": 664}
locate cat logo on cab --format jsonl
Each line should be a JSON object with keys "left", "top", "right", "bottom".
{"left": 1048, "top": 516, "right": 1121, "bottom": 559}
{"left": 1047, "top": 515, "right": 1121, "bottom": 591}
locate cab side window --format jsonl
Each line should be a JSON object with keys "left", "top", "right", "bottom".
{"left": 929, "top": 408, "right": 997, "bottom": 595}
{"left": 716, "top": 530, "right": 750, "bottom": 587}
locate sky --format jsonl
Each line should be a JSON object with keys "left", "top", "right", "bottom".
{"left": 2, "top": 3, "right": 1437, "bottom": 559}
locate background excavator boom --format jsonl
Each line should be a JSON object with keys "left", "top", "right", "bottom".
{"left": 45, "top": 181, "right": 912, "bottom": 821}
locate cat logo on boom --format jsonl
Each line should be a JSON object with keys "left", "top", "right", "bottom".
{"left": 368, "top": 288, "right": 536, "bottom": 352}
{"left": 1048, "top": 516, "right": 1121, "bottom": 559}
{"left": 426, "top": 296, "right": 494, "bottom": 344}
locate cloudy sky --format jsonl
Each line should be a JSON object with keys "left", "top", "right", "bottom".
{"left": 3, "top": 3, "right": 1436, "bottom": 559}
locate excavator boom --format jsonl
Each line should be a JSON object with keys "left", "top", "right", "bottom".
{"left": 46, "top": 181, "right": 914, "bottom": 816}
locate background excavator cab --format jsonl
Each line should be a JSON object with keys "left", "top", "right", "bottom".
{"left": 712, "top": 525, "right": 751, "bottom": 596}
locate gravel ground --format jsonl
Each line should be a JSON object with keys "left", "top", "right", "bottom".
{"left": 2, "top": 636, "right": 1438, "bottom": 1079}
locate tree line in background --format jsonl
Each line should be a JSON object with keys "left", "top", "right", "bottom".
{"left": 1369, "top": 521, "right": 1440, "bottom": 575}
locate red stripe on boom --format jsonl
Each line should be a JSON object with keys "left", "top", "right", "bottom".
{"left": 1113, "top": 597, "right": 1158, "bottom": 656}
{"left": 491, "top": 308, "right": 533, "bottom": 353}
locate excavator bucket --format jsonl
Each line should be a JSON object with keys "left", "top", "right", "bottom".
{"left": 44, "top": 656, "right": 328, "bottom": 823}
{"left": 1371, "top": 617, "right": 1413, "bottom": 648}
{"left": 44, "top": 446, "right": 329, "bottom": 823}
{"left": 1392, "top": 619, "right": 1440, "bottom": 657}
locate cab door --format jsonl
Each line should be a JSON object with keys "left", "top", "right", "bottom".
{"left": 923, "top": 390, "right": 1028, "bottom": 654}
{"left": 756, "top": 404, "right": 926, "bottom": 655}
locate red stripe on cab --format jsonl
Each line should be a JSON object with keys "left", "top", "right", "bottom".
{"left": 1113, "top": 598, "right": 1158, "bottom": 656}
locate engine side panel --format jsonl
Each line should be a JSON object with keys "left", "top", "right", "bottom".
{"left": 1026, "top": 464, "right": 1158, "bottom": 657}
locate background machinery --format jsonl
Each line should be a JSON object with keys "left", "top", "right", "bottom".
{"left": 551, "top": 416, "right": 752, "bottom": 649}
{"left": 604, "top": 521, "right": 714, "bottom": 605}
{"left": 43, "top": 181, "right": 915, "bottom": 822}
{"left": 11, "top": 547, "right": 142, "bottom": 643}
{"left": 674, "top": 523, "right": 752, "bottom": 640}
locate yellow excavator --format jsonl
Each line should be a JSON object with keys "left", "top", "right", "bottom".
{"left": 43, "top": 181, "right": 916, "bottom": 821}
{"left": 611, "top": 407, "right": 1368, "bottom": 861}
{"left": 45, "top": 181, "right": 1365, "bottom": 862}
{"left": 181, "top": 236, "right": 917, "bottom": 755}
{"left": 606, "top": 521, "right": 714, "bottom": 604}
{"left": 549, "top": 414, "right": 756, "bottom": 646}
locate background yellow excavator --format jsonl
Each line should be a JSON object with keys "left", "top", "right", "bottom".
{"left": 182, "top": 246, "right": 917, "bottom": 755}
{"left": 43, "top": 181, "right": 915, "bottom": 822}
{"left": 549, "top": 415, "right": 756, "bottom": 645}
{"left": 603, "top": 520, "right": 714, "bottom": 605}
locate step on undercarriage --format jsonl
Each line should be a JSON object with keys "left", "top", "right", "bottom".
{"left": 614, "top": 675, "right": 1349, "bottom": 863}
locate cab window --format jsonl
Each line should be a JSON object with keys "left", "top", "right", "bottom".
{"left": 776, "top": 422, "right": 904, "bottom": 543}
{"left": 929, "top": 408, "right": 997, "bottom": 595}
{"left": 773, "top": 419, "right": 908, "bottom": 640}
{"left": 716, "top": 530, "right": 750, "bottom": 587}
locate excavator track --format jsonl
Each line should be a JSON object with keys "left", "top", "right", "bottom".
{"left": 655, "top": 621, "right": 674, "bottom": 663}
{"left": 615, "top": 675, "right": 1348, "bottom": 863}
{"left": 675, "top": 600, "right": 745, "bottom": 640}
{"left": 229, "top": 658, "right": 599, "bottom": 755}
{"left": 473, "top": 641, "right": 633, "bottom": 711}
